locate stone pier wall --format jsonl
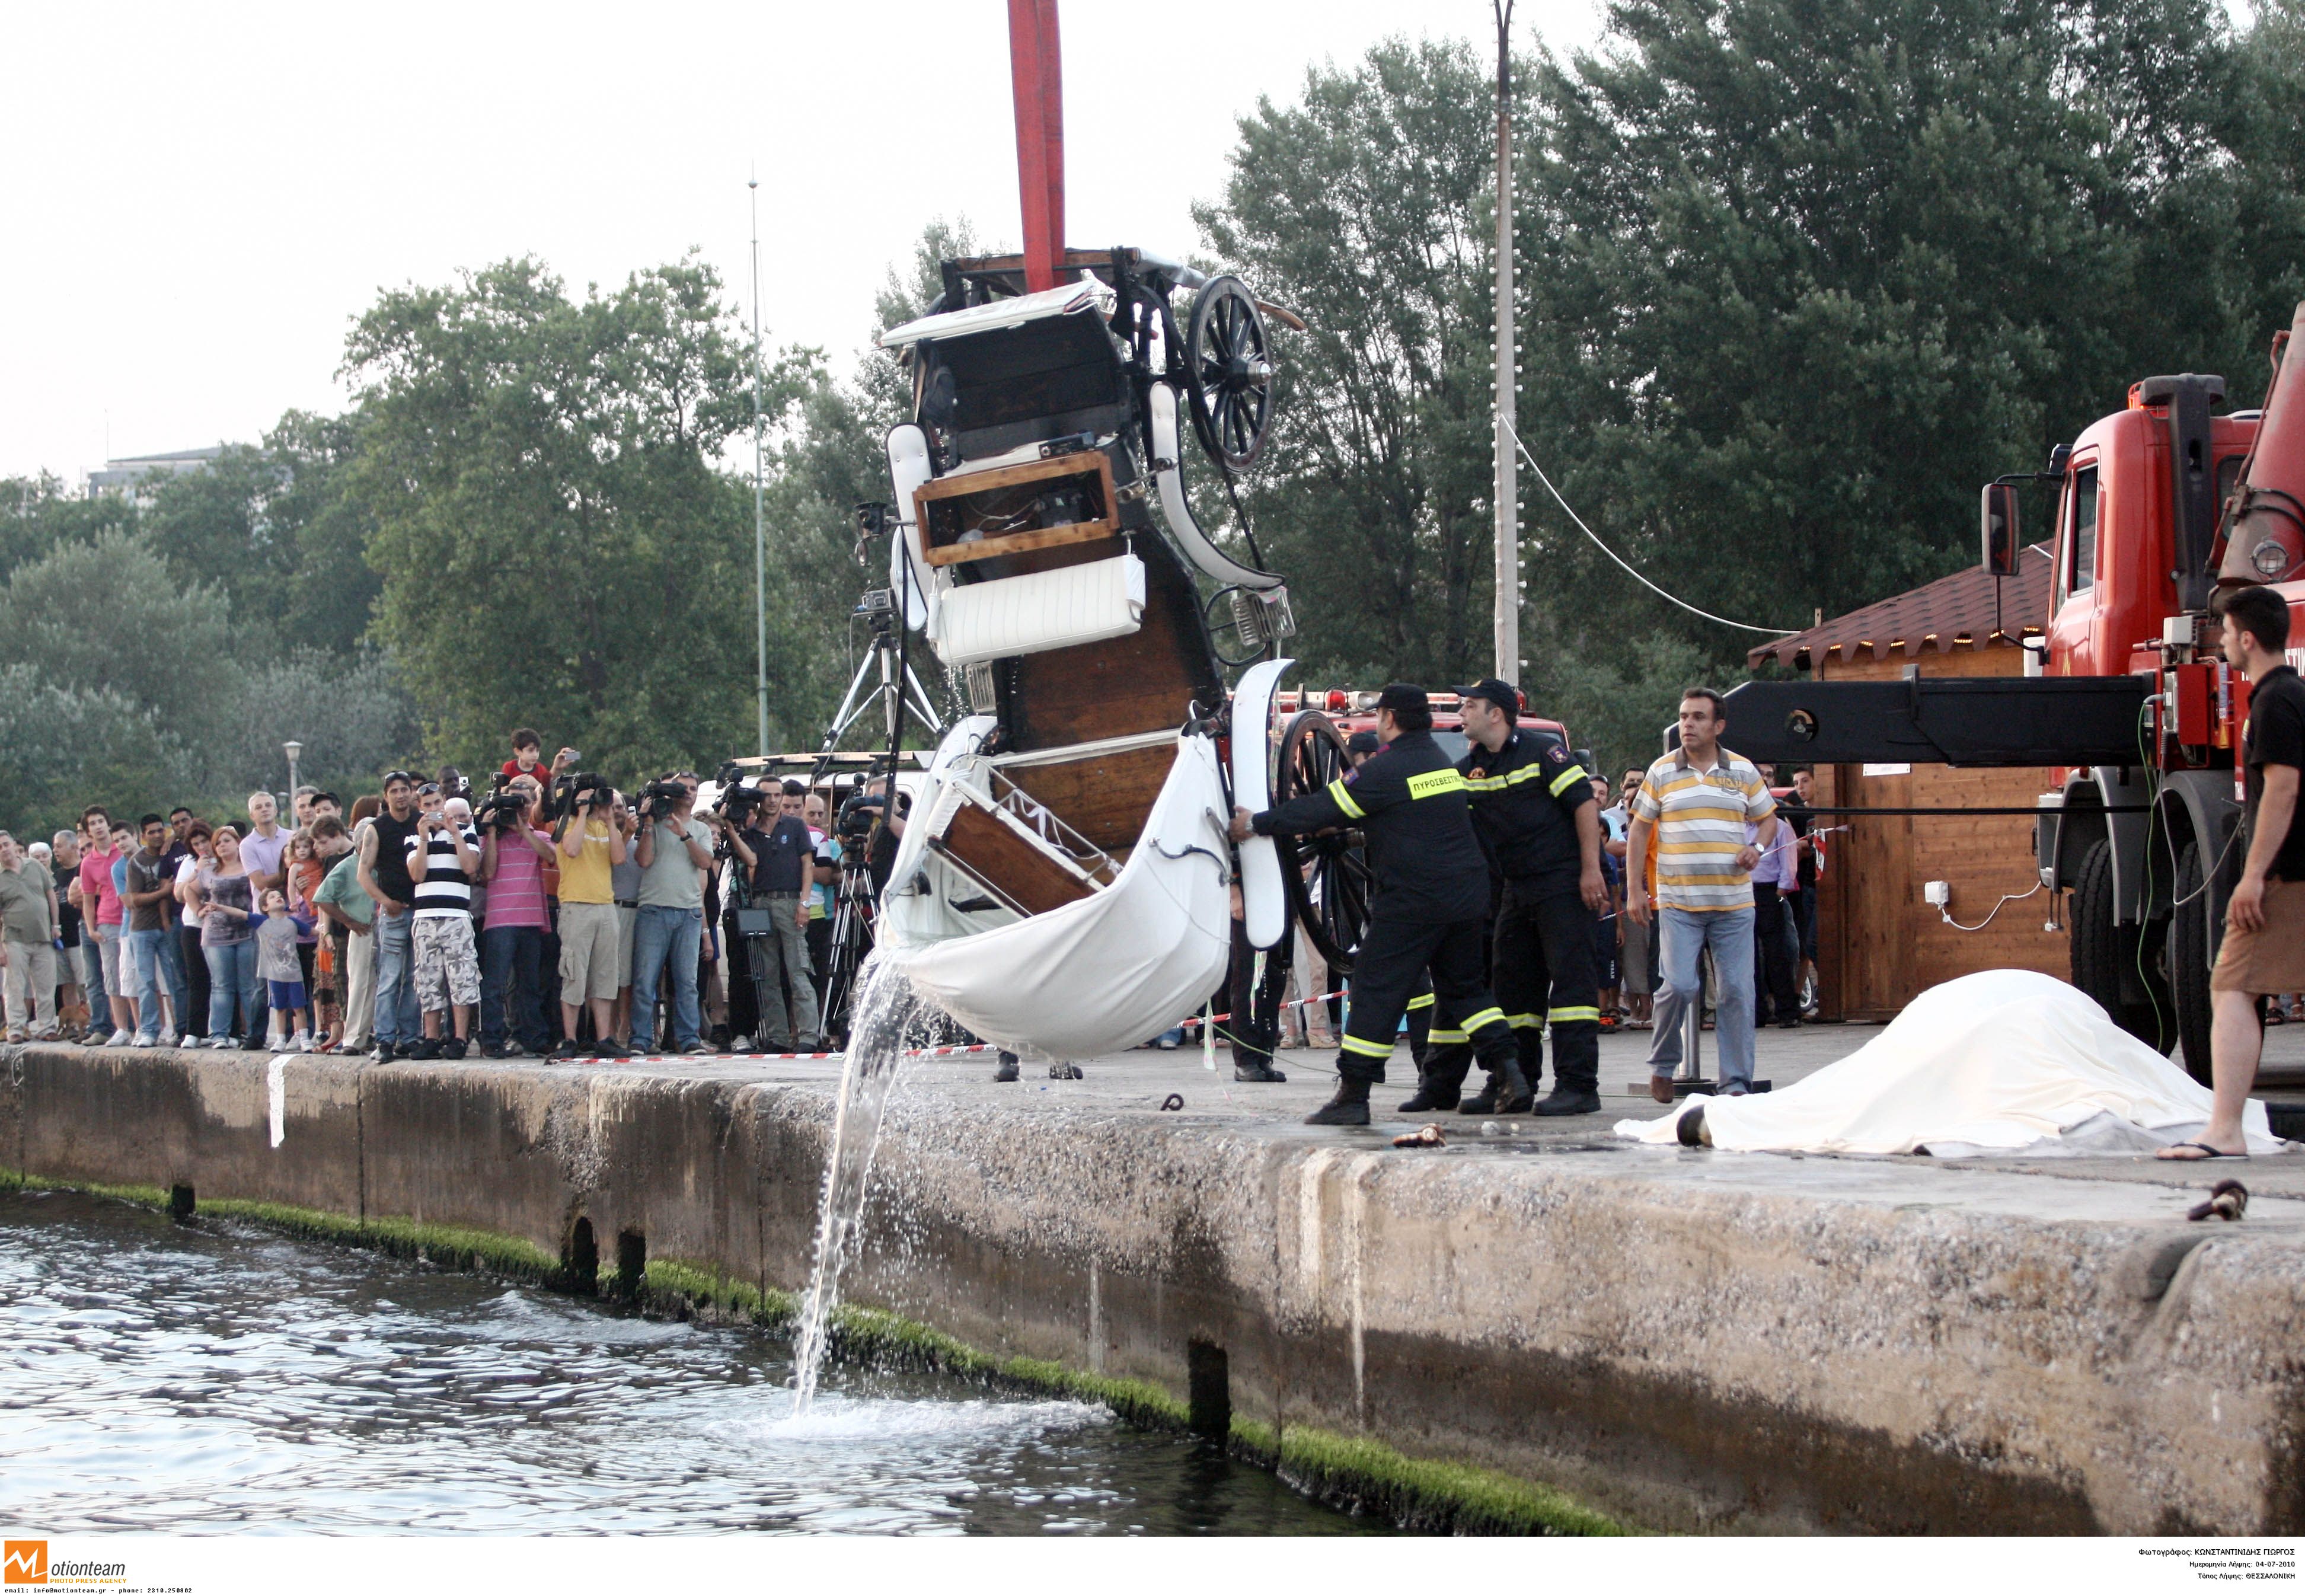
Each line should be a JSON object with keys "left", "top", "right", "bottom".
{"left": 5, "top": 1042, "right": 2301, "bottom": 1535}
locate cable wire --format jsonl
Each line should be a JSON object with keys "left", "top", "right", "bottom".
{"left": 1505, "top": 420, "right": 1798, "bottom": 636}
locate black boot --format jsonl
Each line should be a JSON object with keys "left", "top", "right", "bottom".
{"left": 1458, "top": 1060, "right": 1533, "bottom": 1115}
{"left": 1531, "top": 1084, "right": 1603, "bottom": 1116}
{"left": 1234, "top": 1059, "right": 1286, "bottom": 1083}
{"left": 1397, "top": 1076, "right": 1461, "bottom": 1113}
{"left": 1049, "top": 1061, "right": 1083, "bottom": 1080}
{"left": 994, "top": 1051, "right": 1020, "bottom": 1083}
{"left": 1305, "top": 1075, "right": 1372, "bottom": 1126}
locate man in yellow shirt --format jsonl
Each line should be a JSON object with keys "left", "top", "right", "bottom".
{"left": 554, "top": 781, "right": 628, "bottom": 1061}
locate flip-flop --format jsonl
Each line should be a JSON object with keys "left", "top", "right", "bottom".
{"left": 2157, "top": 1140, "right": 2248, "bottom": 1161}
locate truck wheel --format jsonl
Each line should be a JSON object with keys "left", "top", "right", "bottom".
{"left": 2070, "top": 837, "right": 2175, "bottom": 1053}
{"left": 2169, "top": 840, "right": 2215, "bottom": 1085}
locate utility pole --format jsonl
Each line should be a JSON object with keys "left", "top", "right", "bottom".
{"left": 1492, "top": 0, "right": 1519, "bottom": 682}
{"left": 749, "top": 171, "right": 770, "bottom": 758}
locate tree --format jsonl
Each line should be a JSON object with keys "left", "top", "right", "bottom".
{"left": 0, "top": 665, "right": 190, "bottom": 843}
{"left": 1515, "top": 0, "right": 2279, "bottom": 660}
{"left": 343, "top": 256, "right": 774, "bottom": 783}
{"left": 0, "top": 531, "right": 236, "bottom": 738}
{"left": 1196, "top": 40, "right": 1501, "bottom": 688}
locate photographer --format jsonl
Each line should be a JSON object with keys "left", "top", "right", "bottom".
{"left": 723, "top": 778, "right": 821, "bottom": 1052}
{"left": 551, "top": 773, "right": 628, "bottom": 1061}
{"left": 476, "top": 774, "right": 554, "bottom": 1058}
{"left": 357, "top": 773, "right": 424, "bottom": 1061}
{"left": 627, "top": 775, "right": 713, "bottom": 1055}
{"left": 401, "top": 786, "right": 480, "bottom": 1059}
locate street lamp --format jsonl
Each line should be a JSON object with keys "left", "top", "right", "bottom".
{"left": 283, "top": 740, "right": 302, "bottom": 810}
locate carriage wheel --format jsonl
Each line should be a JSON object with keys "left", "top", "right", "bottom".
{"left": 1185, "top": 277, "right": 1276, "bottom": 472}
{"left": 1271, "top": 709, "right": 1373, "bottom": 973}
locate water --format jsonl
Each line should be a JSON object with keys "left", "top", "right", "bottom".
{"left": 0, "top": 1190, "right": 1378, "bottom": 1535}
{"left": 790, "top": 953, "right": 920, "bottom": 1412}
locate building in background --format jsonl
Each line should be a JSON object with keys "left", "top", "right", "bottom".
{"left": 1747, "top": 543, "right": 2061, "bottom": 1021}
{"left": 85, "top": 445, "right": 222, "bottom": 500}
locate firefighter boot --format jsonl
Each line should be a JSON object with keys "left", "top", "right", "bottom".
{"left": 1458, "top": 1058, "right": 1534, "bottom": 1115}
{"left": 1305, "top": 1075, "right": 1372, "bottom": 1127}
{"left": 1531, "top": 1085, "right": 1604, "bottom": 1116}
{"left": 1396, "top": 1072, "right": 1461, "bottom": 1113}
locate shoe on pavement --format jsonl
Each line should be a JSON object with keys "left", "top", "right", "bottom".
{"left": 1397, "top": 1080, "right": 1460, "bottom": 1113}
{"left": 1234, "top": 1062, "right": 1287, "bottom": 1083}
{"left": 480, "top": 1043, "right": 510, "bottom": 1059}
{"left": 1530, "top": 1087, "right": 1603, "bottom": 1117}
{"left": 1304, "top": 1086, "right": 1372, "bottom": 1127}
{"left": 681, "top": 1041, "right": 714, "bottom": 1055}
{"left": 441, "top": 1036, "right": 468, "bottom": 1060}
{"left": 592, "top": 1039, "right": 633, "bottom": 1059}
{"left": 130, "top": 1032, "right": 159, "bottom": 1048}
{"left": 1049, "top": 1062, "right": 1083, "bottom": 1079}
{"left": 994, "top": 1051, "right": 1020, "bottom": 1083}
{"left": 107, "top": 1029, "right": 133, "bottom": 1046}
{"left": 550, "top": 1039, "right": 586, "bottom": 1063}
{"left": 289, "top": 1031, "right": 314, "bottom": 1052}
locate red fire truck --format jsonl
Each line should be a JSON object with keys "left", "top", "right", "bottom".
{"left": 1728, "top": 302, "right": 2305, "bottom": 1084}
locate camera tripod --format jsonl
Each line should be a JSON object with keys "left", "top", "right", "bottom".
{"left": 813, "top": 591, "right": 946, "bottom": 762}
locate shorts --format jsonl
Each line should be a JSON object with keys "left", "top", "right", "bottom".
{"left": 615, "top": 905, "right": 637, "bottom": 990}
{"left": 2210, "top": 877, "right": 2305, "bottom": 995}
{"left": 96, "top": 924, "right": 124, "bottom": 989}
{"left": 268, "top": 978, "right": 309, "bottom": 1012}
{"left": 413, "top": 914, "right": 481, "bottom": 1010}
{"left": 557, "top": 901, "right": 622, "bottom": 1006}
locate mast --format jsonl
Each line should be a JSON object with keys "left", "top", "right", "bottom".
{"left": 1007, "top": 0, "right": 1066, "bottom": 292}
{"left": 1492, "top": 0, "right": 1519, "bottom": 681}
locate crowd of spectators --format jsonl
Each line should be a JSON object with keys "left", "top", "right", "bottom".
{"left": 0, "top": 729, "right": 852, "bottom": 1061}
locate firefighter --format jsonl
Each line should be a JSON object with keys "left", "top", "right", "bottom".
{"left": 1406, "top": 679, "right": 1609, "bottom": 1116}
{"left": 1228, "top": 683, "right": 1518, "bottom": 1126}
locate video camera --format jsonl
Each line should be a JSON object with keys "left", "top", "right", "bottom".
{"left": 557, "top": 771, "right": 612, "bottom": 816}
{"left": 711, "top": 762, "right": 768, "bottom": 827}
{"left": 635, "top": 777, "right": 688, "bottom": 822}
{"left": 474, "top": 783, "right": 531, "bottom": 832}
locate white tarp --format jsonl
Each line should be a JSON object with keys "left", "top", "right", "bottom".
{"left": 1614, "top": 969, "right": 2289, "bottom": 1157}
{"left": 893, "top": 735, "right": 1234, "bottom": 1059}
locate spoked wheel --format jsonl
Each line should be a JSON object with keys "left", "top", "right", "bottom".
{"left": 1185, "top": 276, "right": 1275, "bottom": 471}
{"left": 1271, "top": 709, "right": 1373, "bottom": 973}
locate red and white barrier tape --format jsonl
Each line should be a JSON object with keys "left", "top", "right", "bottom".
{"left": 635, "top": 1042, "right": 1003, "bottom": 1062}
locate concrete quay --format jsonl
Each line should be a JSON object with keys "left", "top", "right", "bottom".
{"left": 5, "top": 1023, "right": 2303, "bottom": 1536}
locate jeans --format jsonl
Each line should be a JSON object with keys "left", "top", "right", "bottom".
{"left": 127, "top": 926, "right": 171, "bottom": 1040}
{"left": 203, "top": 940, "right": 261, "bottom": 1040}
{"left": 481, "top": 923, "right": 550, "bottom": 1051}
{"left": 81, "top": 932, "right": 109, "bottom": 1022}
{"left": 1645, "top": 905, "right": 1758, "bottom": 1091}
{"left": 371, "top": 909, "right": 420, "bottom": 1046}
{"left": 630, "top": 905, "right": 703, "bottom": 1052}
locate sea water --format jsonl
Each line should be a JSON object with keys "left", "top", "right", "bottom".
{"left": 0, "top": 1189, "right": 1377, "bottom": 1535}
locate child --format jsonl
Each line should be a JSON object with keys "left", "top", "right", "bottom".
{"left": 285, "top": 832, "right": 332, "bottom": 1046}
{"left": 254, "top": 890, "right": 313, "bottom": 1052}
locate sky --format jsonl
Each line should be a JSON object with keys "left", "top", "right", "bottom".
{"left": 1, "top": 1, "right": 1608, "bottom": 483}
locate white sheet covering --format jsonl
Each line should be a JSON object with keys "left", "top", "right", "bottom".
{"left": 1614, "top": 969, "right": 2289, "bottom": 1157}
{"left": 892, "top": 734, "right": 1234, "bottom": 1059}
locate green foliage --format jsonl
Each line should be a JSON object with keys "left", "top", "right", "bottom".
{"left": 1196, "top": 39, "right": 1499, "bottom": 688}
{"left": 343, "top": 256, "right": 780, "bottom": 783}
{"left": 0, "top": 531, "right": 234, "bottom": 732}
{"left": 0, "top": 665, "right": 190, "bottom": 840}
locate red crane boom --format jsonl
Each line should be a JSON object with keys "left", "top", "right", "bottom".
{"left": 1007, "top": 0, "right": 1066, "bottom": 292}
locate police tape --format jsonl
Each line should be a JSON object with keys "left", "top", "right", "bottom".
{"left": 633, "top": 1043, "right": 1003, "bottom": 1062}
{"left": 1178, "top": 990, "right": 1348, "bottom": 1030}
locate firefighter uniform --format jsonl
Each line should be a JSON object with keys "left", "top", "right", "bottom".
{"left": 1250, "top": 722, "right": 1517, "bottom": 1104}
{"left": 1420, "top": 724, "right": 1602, "bottom": 1108}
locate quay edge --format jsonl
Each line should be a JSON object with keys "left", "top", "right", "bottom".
{"left": 4, "top": 1040, "right": 2301, "bottom": 1535}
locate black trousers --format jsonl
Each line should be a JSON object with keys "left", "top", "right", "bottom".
{"left": 1426, "top": 883, "right": 1602, "bottom": 1093}
{"left": 1754, "top": 883, "right": 1800, "bottom": 1023}
{"left": 1227, "top": 920, "right": 1289, "bottom": 1072}
{"left": 1339, "top": 913, "right": 1512, "bottom": 1084}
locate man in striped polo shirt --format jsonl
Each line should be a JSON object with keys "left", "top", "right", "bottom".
{"left": 1626, "top": 688, "right": 1779, "bottom": 1101}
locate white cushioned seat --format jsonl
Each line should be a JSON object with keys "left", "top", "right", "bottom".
{"left": 929, "top": 554, "right": 1146, "bottom": 666}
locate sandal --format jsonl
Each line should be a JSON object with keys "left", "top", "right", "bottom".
{"left": 2156, "top": 1140, "right": 2247, "bottom": 1161}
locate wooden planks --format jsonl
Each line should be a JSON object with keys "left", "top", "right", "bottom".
{"left": 914, "top": 451, "right": 1118, "bottom": 565}
{"left": 993, "top": 742, "right": 1175, "bottom": 854}
{"left": 928, "top": 801, "right": 1098, "bottom": 917}
{"left": 1808, "top": 647, "right": 2065, "bottom": 1020}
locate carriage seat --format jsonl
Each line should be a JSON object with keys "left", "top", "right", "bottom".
{"left": 929, "top": 553, "right": 1145, "bottom": 668}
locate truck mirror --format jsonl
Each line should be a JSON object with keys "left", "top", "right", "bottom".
{"left": 1981, "top": 483, "right": 2020, "bottom": 576}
